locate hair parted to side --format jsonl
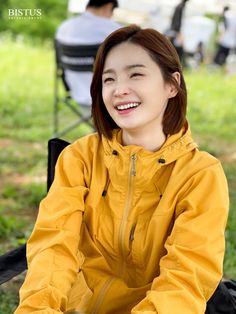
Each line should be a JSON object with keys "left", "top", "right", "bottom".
{"left": 91, "top": 24, "right": 187, "bottom": 139}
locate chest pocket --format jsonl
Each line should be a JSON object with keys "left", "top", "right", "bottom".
{"left": 130, "top": 206, "right": 175, "bottom": 288}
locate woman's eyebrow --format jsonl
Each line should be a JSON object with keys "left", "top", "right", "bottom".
{"left": 102, "top": 69, "right": 115, "bottom": 75}
{"left": 126, "top": 64, "right": 146, "bottom": 70}
{"left": 103, "top": 64, "right": 146, "bottom": 75}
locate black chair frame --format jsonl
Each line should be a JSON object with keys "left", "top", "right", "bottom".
{"left": 54, "top": 40, "right": 99, "bottom": 137}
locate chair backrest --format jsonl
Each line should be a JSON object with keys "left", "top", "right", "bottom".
{"left": 47, "top": 138, "right": 70, "bottom": 191}
{"left": 55, "top": 40, "right": 100, "bottom": 72}
{"left": 0, "top": 138, "right": 70, "bottom": 285}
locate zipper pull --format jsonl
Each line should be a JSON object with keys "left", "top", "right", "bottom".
{"left": 131, "top": 154, "right": 137, "bottom": 176}
{"left": 129, "top": 223, "right": 136, "bottom": 241}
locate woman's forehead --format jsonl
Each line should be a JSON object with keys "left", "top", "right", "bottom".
{"left": 106, "top": 42, "right": 147, "bottom": 59}
{"left": 103, "top": 42, "right": 156, "bottom": 70}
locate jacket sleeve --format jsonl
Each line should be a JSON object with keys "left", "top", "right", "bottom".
{"left": 131, "top": 161, "right": 229, "bottom": 314}
{"left": 14, "top": 144, "right": 89, "bottom": 314}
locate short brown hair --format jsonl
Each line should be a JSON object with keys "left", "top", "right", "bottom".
{"left": 91, "top": 24, "right": 187, "bottom": 139}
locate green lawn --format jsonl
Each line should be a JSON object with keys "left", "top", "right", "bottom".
{"left": 0, "top": 36, "right": 236, "bottom": 313}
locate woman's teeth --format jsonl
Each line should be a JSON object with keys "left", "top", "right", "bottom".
{"left": 116, "top": 102, "right": 140, "bottom": 111}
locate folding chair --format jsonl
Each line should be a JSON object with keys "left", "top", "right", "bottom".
{"left": 0, "top": 138, "right": 70, "bottom": 285}
{"left": 54, "top": 40, "right": 100, "bottom": 137}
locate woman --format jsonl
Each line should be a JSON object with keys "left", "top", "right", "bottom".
{"left": 15, "top": 25, "right": 229, "bottom": 314}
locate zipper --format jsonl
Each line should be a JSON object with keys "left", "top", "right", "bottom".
{"left": 90, "top": 277, "right": 115, "bottom": 314}
{"left": 90, "top": 154, "right": 137, "bottom": 314}
{"left": 131, "top": 154, "right": 137, "bottom": 176}
{"left": 118, "top": 154, "right": 137, "bottom": 277}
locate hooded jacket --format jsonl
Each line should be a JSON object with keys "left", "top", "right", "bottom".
{"left": 15, "top": 125, "right": 229, "bottom": 314}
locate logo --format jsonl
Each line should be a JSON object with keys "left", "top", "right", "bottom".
{"left": 8, "top": 9, "right": 42, "bottom": 19}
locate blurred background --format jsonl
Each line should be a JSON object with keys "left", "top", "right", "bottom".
{"left": 0, "top": 0, "right": 236, "bottom": 312}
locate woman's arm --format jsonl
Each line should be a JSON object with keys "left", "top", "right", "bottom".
{"left": 14, "top": 144, "right": 89, "bottom": 314}
{"left": 132, "top": 161, "right": 229, "bottom": 314}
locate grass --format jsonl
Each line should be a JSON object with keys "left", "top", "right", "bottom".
{"left": 0, "top": 35, "right": 236, "bottom": 313}
{"left": 0, "top": 288, "right": 19, "bottom": 313}
{"left": 186, "top": 67, "right": 236, "bottom": 278}
{"left": 186, "top": 67, "right": 236, "bottom": 142}
{"left": 0, "top": 35, "right": 54, "bottom": 141}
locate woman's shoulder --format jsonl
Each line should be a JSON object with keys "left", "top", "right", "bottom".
{"left": 55, "top": 133, "right": 102, "bottom": 166}
{"left": 193, "top": 148, "right": 221, "bottom": 167}
{"left": 75, "top": 131, "right": 100, "bottom": 144}
{"left": 182, "top": 148, "right": 225, "bottom": 180}
{"left": 69, "top": 132, "right": 102, "bottom": 153}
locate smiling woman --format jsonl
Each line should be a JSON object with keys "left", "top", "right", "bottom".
{"left": 101, "top": 41, "right": 180, "bottom": 150}
{"left": 91, "top": 25, "right": 187, "bottom": 144}
{"left": 14, "top": 25, "right": 229, "bottom": 314}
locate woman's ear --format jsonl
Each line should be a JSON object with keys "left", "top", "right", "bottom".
{"left": 172, "top": 71, "right": 181, "bottom": 85}
{"left": 168, "top": 71, "right": 181, "bottom": 98}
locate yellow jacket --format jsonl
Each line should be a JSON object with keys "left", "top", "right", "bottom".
{"left": 15, "top": 125, "right": 229, "bottom": 314}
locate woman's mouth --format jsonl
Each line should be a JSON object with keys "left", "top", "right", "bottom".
{"left": 115, "top": 102, "right": 141, "bottom": 112}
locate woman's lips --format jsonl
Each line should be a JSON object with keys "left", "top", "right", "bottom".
{"left": 114, "top": 102, "right": 141, "bottom": 114}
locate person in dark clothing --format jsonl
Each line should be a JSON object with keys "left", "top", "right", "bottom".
{"left": 168, "top": 0, "right": 189, "bottom": 65}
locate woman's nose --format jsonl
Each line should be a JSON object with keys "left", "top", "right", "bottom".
{"left": 113, "top": 81, "right": 130, "bottom": 97}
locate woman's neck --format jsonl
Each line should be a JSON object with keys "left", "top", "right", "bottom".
{"left": 122, "top": 126, "right": 166, "bottom": 152}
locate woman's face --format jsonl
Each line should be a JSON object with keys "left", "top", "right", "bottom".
{"left": 102, "top": 42, "right": 178, "bottom": 133}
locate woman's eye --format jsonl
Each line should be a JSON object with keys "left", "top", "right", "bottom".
{"left": 130, "top": 73, "right": 143, "bottom": 78}
{"left": 103, "top": 77, "right": 114, "bottom": 83}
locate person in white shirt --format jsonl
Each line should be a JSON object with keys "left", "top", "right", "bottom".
{"left": 56, "top": 0, "right": 120, "bottom": 110}
{"left": 213, "top": 6, "right": 236, "bottom": 66}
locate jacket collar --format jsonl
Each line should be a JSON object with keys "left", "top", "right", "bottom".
{"left": 102, "top": 122, "right": 198, "bottom": 166}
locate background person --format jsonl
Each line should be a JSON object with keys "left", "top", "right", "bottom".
{"left": 213, "top": 6, "right": 236, "bottom": 66}
{"left": 15, "top": 25, "right": 229, "bottom": 314}
{"left": 55, "top": 0, "right": 120, "bottom": 107}
{"left": 167, "top": 0, "right": 190, "bottom": 65}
